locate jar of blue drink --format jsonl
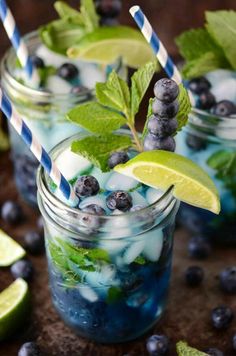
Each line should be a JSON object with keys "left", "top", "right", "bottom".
{"left": 1, "top": 31, "right": 126, "bottom": 206}
{"left": 37, "top": 132, "right": 179, "bottom": 343}
{"left": 176, "top": 71, "right": 236, "bottom": 245}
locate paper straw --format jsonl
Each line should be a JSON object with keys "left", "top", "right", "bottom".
{"left": 0, "top": 0, "right": 39, "bottom": 83}
{"left": 0, "top": 88, "right": 78, "bottom": 207}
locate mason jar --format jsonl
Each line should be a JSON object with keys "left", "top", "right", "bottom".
{"left": 176, "top": 108, "right": 236, "bottom": 245}
{"left": 37, "top": 133, "right": 179, "bottom": 343}
{"left": 1, "top": 31, "right": 126, "bottom": 206}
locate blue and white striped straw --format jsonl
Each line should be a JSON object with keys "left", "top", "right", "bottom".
{"left": 0, "top": 0, "right": 39, "bottom": 83}
{"left": 0, "top": 87, "right": 78, "bottom": 207}
{"left": 130, "top": 6, "right": 182, "bottom": 85}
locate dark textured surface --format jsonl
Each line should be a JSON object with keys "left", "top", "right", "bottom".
{"left": 0, "top": 1, "right": 236, "bottom": 355}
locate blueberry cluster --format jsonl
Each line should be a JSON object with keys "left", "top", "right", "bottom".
{"left": 144, "top": 78, "right": 179, "bottom": 153}
{"left": 95, "top": 0, "right": 122, "bottom": 26}
{"left": 189, "top": 77, "right": 236, "bottom": 116}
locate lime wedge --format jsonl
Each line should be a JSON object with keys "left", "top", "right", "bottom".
{"left": 0, "top": 278, "right": 29, "bottom": 341}
{"left": 114, "top": 150, "right": 220, "bottom": 214}
{"left": 0, "top": 229, "right": 26, "bottom": 267}
{"left": 67, "top": 26, "right": 155, "bottom": 68}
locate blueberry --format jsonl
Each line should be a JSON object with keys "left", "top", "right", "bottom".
{"left": 95, "top": 0, "right": 122, "bottom": 18}
{"left": 81, "top": 204, "right": 106, "bottom": 229}
{"left": 100, "top": 17, "right": 119, "bottom": 26}
{"left": 185, "top": 266, "right": 204, "bottom": 287}
{"left": 147, "top": 116, "right": 178, "bottom": 137}
{"left": 71, "top": 85, "right": 89, "bottom": 94}
{"left": 146, "top": 334, "right": 169, "bottom": 355}
{"left": 108, "top": 151, "right": 129, "bottom": 168}
{"left": 154, "top": 78, "right": 179, "bottom": 103}
{"left": 211, "top": 305, "right": 234, "bottom": 329}
{"left": 188, "top": 77, "right": 211, "bottom": 95}
{"left": 219, "top": 267, "right": 236, "bottom": 294}
{"left": 152, "top": 98, "right": 179, "bottom": 118}
{"left": 212, "top": 100, "right": 236, "bottom": 117}
{"left": 143, "top": 134, "right": 176, "bottom": 152}
{"left": 57, "top": 63, "right": 79, "bottom": 80}
{"left": 30, "top": 55, "right": 45, "bottom": 69}
{"left": 11, "top": 259, "right": 34, "bottom": 281}
{"left": 18, "top": 342, "right": 41, "bottom": 356}
{"left": 177, "top": 205, "right": 205, "bottom": 233}
{"left": 106, "top": 191, "right": 132, "bottom": 211}
{"left": 1, "top": 201, "right": 24, "bottom": 225}
{"left": 197, "top": 92, "right": 216, "bottom": 110}
{"left": 188, "top": 235, "right": 211, "bottom": 259}
{"left": 75, "top": 176, "right": 100, "bottom": 198}
{"left": 233, "top": 334, "right": 236, "bottom": 351}
{"left": 204, "top": 348, "right": 224, "bottom": 356}
{"left": 24, "top": 231, "right": 45, "bottom": 255}
{"left": 186, "top": 133, "right": 207, "bottom": 151}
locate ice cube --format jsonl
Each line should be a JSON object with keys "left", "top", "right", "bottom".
{"left": 55, "top": 147, "right": 92, "bottom": 180}
{"left": 79, "top": 62, "right": 106, "bottom": 89}
{"left": 89, "top": 167, "right": 111, "bottom": 190}
{"left": 100, "top": 239, "right": 128, "bottom": 255}
{"left": 36, "top": 45, "right": 78, "bottom": 68}
{"left": 206, "top": 69, "right": 236, "bottom": 87}
{"left": 146, "top": 187, "right": 164, "bottom": 205}
{"left": 211, "top": 78, "right": 236, "bottom": 104}
{"left": 46, "top": 75, "right": 72, "bottom": 94}
{"left": 105, "top": 172, "right": 139, "bottom": 191}
{"left": 142, "top": 229, "right": 163, "bottom": 262}
{"left": 78, "top": 285, "right": 98, "bottom": 302}
{"left": 122, "top": 239, "right": 145, "bottom": 265}
{"left": 79, "top": 194, "right": 107, "bottom": 211}
{"left": 130, "top": 191, "right": 147, "bottom": 207}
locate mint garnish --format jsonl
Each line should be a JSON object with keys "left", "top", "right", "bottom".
{"left": 71, "top": 134, "right": 132, "bottom": 172}
{"left": 0, "top": 117, "right": 9, "bottom": 152}
{"left": 175, "top": 10, "right": 235, "bottom": 78}
{"left": 176, "top": 84, "right": 191, "bottom": 131}
{"left": 38, "top": 65, "right": 56, "bottom": 87}
{"left": 176, "top": 341, "right": 207, "bottom": 356}
{"left": 39, "top": 0, "right": 99, "bottom": 54}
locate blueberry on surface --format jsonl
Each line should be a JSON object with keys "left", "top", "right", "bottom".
{"left": 106, "top": 191, "right": 132, "bottom": 212}
{"left": 152, "top": 98, "right": 179, "bottom": 118}
{"left": 197, "top": 92, "right": 216, "bottom": 110}
{"left": 211, "top": 305, "right": 234, "bottom": 329}
{"left": 212, "top": 100, "right": 236, "bottom": 117}
{"left": 185, "top": 266, "right": 204, "bottom": 287}
{"left": 1, "top": 201, "right": 24, "bottom": 225}
{"left": 188, "top": 77, "right": 211, "bottom": 95}
{"left": 147, "top": 116, "right": 178, "bottom": 137}
{"left": 30, "top": 55, "right": 45, "bottom": 69}
{"left": 188, "top": 235, "right": 211, "bottom": 259}
{"left": 95, "top": 0, "right": 122, "bottom": 18}
{"left": 154, "top": 78, "right": 179, "bottom": 103}
{"left": 219, "top": 266, "right": 236, "bottom": 294}
{"left": 144, "top": 134, "right": 176, "bottom": 152}
{"left": 24, "top": 231, "right": 45, "bottom": 255}
{"left": 18, "top": 342, "right": 41, "bottom": 356}
{"left": 57, "top": 63, "right": 79, "bottom": 80}
{"left": 75, "top": 176, "right": 100, "bottom": 198}
{"left": 186, "top": 134, "right": 207, "bottom": 151}
{"left": 11, "top": 259, "right": 34, "bottom": 282}
{"left": 146, "top": 334, "right": 169, "bottom": 355}
{"left": 204, "top": 348, "right": 224, "bottom": 356}
{"left": 108, "top": 151, "right": 129, "bottom": 169}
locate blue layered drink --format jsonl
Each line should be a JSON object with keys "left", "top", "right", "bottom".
{"left": 37, "top": 132, "right": 179, "bottom": 343}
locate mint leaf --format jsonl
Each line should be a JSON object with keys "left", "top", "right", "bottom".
{"left": 141, "top": 98, "right": 154, "bottom": 141}
{"left": 71, "top": 134, "right": 132, "bottom": 172}
{"left": 38, "top": 65, "right": 56, "bottom": 87}
{"left": 80, "top": 0, "right": 99, "bottom": 32}
{"left": 67, "top": 102, "right": 126, "bottom": 134}
{"left": 134, "top": 256, "right": 147, "bottom": 265}
{"left": 54, "top": 1, "right": 84, "bottom": 24}
{"left": 206, "top": 10, "right": 236, "bottom": 69}
{"left": 96, "top": 71, "right": 130, "bottom": 116}
{"left": 176, "top": 341, "right": 207, "bottom": 356}
{"left": 176, "top": 84, "right": 191, "bottom": 131}
{"left": 131, "top": 61, "right": 157, "bottom": 120}
{"left": 175, "top": 27, "right": 230, "bottom": 78}
{"left": 207, "top": 150, "right": 236, "bottom": 177}
{"left": 107, "top": 287, "right": 124, "bottom": 304}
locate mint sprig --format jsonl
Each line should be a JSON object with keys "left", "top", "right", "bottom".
{"left": 175, "top": 10, "right": 235, "bottom": 78}
{"left": 176, "top": 341, "right": 207, "bottom": 356}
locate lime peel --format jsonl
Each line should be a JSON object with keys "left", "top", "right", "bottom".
{"left": 114, "top": 150, "right": 220, "bottom": 214}
{"left": 0, "top": 229, "right": 26, "bottom": 267}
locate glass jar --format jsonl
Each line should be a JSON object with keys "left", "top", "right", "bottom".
{"left": 37, "top": 133, "right": 179, "bottom": 343}
{"left": 176, "top": 108, "right": 236, "bottom": 245}
{"left": 1, "top": 31, "right": 126, "bottom": 206}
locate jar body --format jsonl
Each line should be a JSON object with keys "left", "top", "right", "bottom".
{"left": 1, "top": 32, "right": 126, "bottom": 206}
{"left": 37, "top": 132, "right": 179, "bottom": 343}
{"left": 176, "top": 110, "right": 236, "bottom": 244}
